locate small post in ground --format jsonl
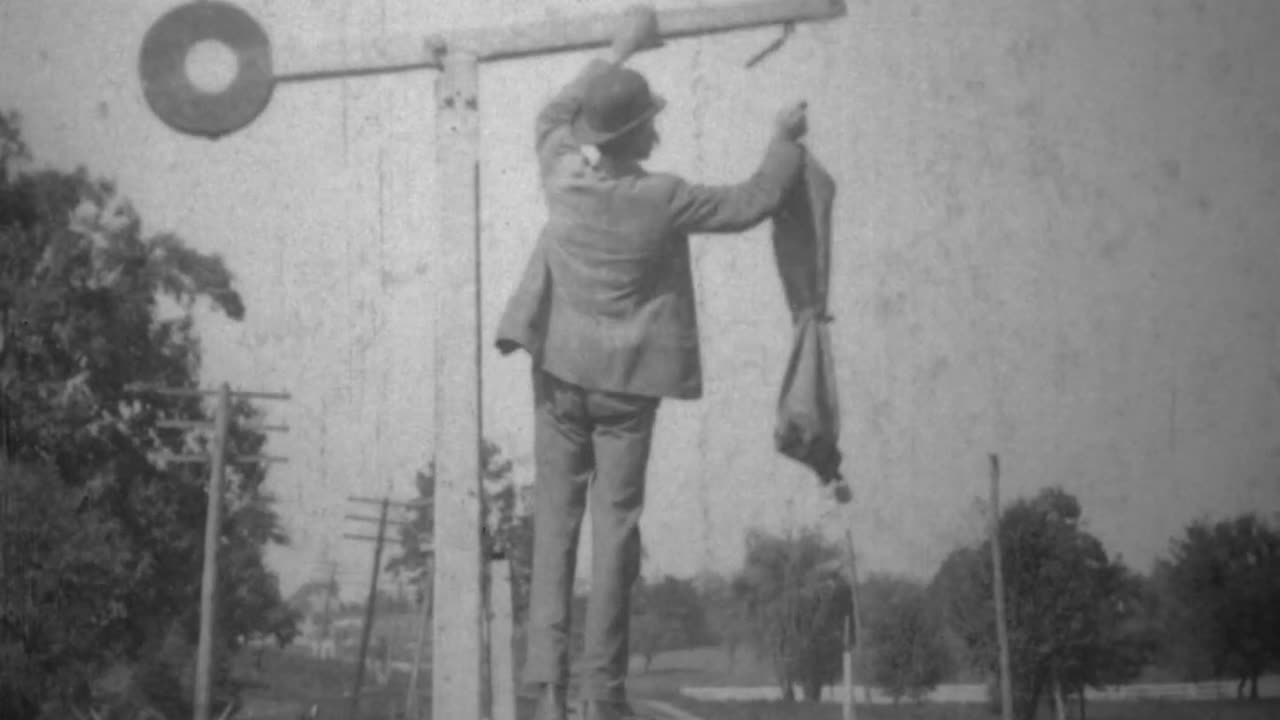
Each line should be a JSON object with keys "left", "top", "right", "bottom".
{"left": 990, "top": 453, "right": 1014, "bottom": 720}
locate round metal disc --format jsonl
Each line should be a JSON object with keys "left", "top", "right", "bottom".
{"left": 139, "top": 1, "right": 273, "bottom": 138}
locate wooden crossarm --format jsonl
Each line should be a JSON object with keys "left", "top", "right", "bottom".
{"left": 276, "top": 0, "right": 845, "bottom": 80}
{"left": 460, "top": 0, "right": 846, "bottom": 62}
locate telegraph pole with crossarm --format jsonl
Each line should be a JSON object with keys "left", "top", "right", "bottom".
{"left": 342, "top": 495, "right": 428, "bottom": 720}
{"left": 126, "top": 382, "right": 289, "bottom": 720}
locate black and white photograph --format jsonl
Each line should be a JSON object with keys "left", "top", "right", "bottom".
{"left": 1, "top": 2, "right": 1278, "bottom": 719}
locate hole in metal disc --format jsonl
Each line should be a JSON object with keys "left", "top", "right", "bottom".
{"left": 184, "top": 39, "right": 240, "bottom": 94}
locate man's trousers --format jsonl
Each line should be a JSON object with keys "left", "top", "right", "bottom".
{"left": 522, "top": 368, "right": 660, "bottom": 702}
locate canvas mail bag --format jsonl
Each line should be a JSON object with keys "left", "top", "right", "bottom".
{"left": 771, "top": 151, "right": 843, "bottom": 486}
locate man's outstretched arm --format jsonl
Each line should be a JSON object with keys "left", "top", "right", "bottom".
{"left": 667, "top": 102, "right": 809, "bottom": 234}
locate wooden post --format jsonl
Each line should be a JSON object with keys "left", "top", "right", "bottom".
{"left": 990, "top": 454, "right": 1014, "bottom": 720}
{"left": 0, "top": 396, "right": 9, "bottom": 612}
{"left": 432, "top": 47, "right": 485, "bottom": 720}
{"left": 321, "top": 564, "right": 337, "bottom": 659}
{"left": 841, "top": 615, "right": 855, "bottom": 720}
{"left": 841, "top": 530, "right": 862, "bottom": 720}
{"left": 348, "top": 498, "right": 391, "bottom": 720}
{"left": 488, "top": 558, "right": 517, "bottom": 720}
{"left": 1052, "top": 670, "right": 1065, "bottom": 720}
{"left": 194, "top": 383, "right": 231, "bottom": 720}
{"left": 406, "top": 558, "right": 433, "bottom": 720}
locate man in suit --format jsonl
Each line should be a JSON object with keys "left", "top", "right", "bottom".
{"left": 495, "top": 6, "right": 809, "bottom": 719}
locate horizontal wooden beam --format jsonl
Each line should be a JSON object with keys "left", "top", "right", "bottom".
{"left": 153, "top": 453, "right": 288, "bottom": 465}
{"left": 347, "top": 496, "right": 431, "bottom": 508}
{"left": 343, "top": 534, "right": 435, "bottom": 549}
{"left": 247, "top": 424, "right": 290, "bottom": 433}
{"left": 126, "top": 383, "right": 291, "bottom": 401}
{"left": 344, "top": 514, "right": 410, "bottom": 525}
{"left": 233, "top": 455, "right": 289, "bottom": 464}
{"left": 275, "top": 0, "right": 845, "bottom": 81}
{"left": 157, "top": 419, "right": 289, "bottom": 433}
{"left": 464, "top": 0, "right": 846, "bottom": 62}
{"left": 154, "top": 453, "right": 210, "bottom": 464}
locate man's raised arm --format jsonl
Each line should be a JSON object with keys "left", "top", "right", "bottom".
{"left": 535, "top": 6, "right": 661, "bottom": 174}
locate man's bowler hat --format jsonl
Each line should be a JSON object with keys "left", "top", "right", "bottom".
{"left": 571, "top": 66, "right": 666, "bottom": 146}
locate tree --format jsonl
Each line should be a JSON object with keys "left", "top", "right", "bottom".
{"left": 385, "top": 439, "right": 534, "bottom": 624}
{"left": 930, "top": 488, "right": 1152, "bottom": 720}
{"left": 860, "top": 574, "right": 951, "bottom": 704}
{"left": 1159, "top": 513, "right": 1280, "bottom": 700}
{"left": 731, "top": 528, "right": 851, "bottom": 702}
{"left": 630, "top": 575, "right": 709, "bottom": 672}
{"left": 0, "top": 110, "right": 297, "bottom": 719}
{"left": 694, "top": 571, "right": 749, "bottom": 670}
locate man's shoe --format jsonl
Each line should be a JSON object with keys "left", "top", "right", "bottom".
{"left": 533, "top": 684, "right": 569, "bottom": 720}
{"left": 579, "top": 699, "right": 647, "bottom": 720}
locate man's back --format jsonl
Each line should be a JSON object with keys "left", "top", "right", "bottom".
{"left": 496, "top": 58, "right": 804, "bottom": 400}
{"left": 541, "top": 160, "right": 684, "bottom": 322}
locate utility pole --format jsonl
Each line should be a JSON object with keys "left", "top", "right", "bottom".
{"left": 321, "top": 561, "right": 338, "bottom": 658}
{"left": 989, "top": 453, "right": 1014, "bottom": 720}
{"left": 486, "top": 549, "right": 517, "bottom": 720}
{"left": 405, "top": 555, "right": 433, "bottom": 720}
{"left": 0, "top": 388, "right": 10, "bottom": 606}
{"left": 840, "top": 530, "right": 862, "bottom": 720}
{"left": 135, "top": 3, "right": 849, "bottom": 718}
{"left": 0, "top": 310, "right": 14, "bottom": 611}
{"left": 343, "top": 495, "right": 426, "bottom": 720}
{"left": 196, "top": 383, "right": 231, "bottom": 720}
{"left": 127, "top": 382, "right": 289, "bottom": 720}
{"left": 346, "top": 497, "right": 390, "bottom": 720}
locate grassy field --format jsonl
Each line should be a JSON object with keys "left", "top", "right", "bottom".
{"left": 232, "top": 647, "right": 548, "bottom": 720}
{"left": 233, "top": 644, "right": 1279, "bottom": 720}
{"left": 626, "top": 647, "right": 1280, "bottom": 720}
{"left": 663, "top": 697, "right": 1280, "bottom": 720}
{"left": 232, "top": 648, "right": 407, "bottom": 719}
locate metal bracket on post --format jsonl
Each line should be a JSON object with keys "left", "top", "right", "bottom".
{"left": 744, "top": 21, "right": 795, "bottom": 68}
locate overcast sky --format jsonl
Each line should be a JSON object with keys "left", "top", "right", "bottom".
{"left": 2, "top": 0, "right": 1278, "bottom": 599}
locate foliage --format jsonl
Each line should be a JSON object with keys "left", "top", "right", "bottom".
{"left": 1157, "top": 513, "right": 1280, "bottom": 700}
{"left": 731, "top": 528, "right": 851, "bottom": 702}
{"left": 0, "top": 111, "right": 296, "bottom": 719}
{"left": 860, "top": 574, "right": 952, "bottom": 704}
{"left": 930, "top": 488, "right": 1153, "bottom": 720}
{"left": 631, "top": 575, "right": 710, "bottom": 671}
{"left": 694, "top": 571, "right": 750, "bottom": 670}
{"left": 384, "top": 439, "right": 534, "bottom": 624}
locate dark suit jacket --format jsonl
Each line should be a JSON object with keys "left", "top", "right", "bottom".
{"left": 495, "top": 58, "right": 804, "bottom": 400}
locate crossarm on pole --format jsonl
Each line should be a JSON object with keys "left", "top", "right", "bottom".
{"left": 462, "top": 0, "right": 846, "bottom": 61}
{"left": 275, "top": 0, "right": 845, "bottom": 82}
